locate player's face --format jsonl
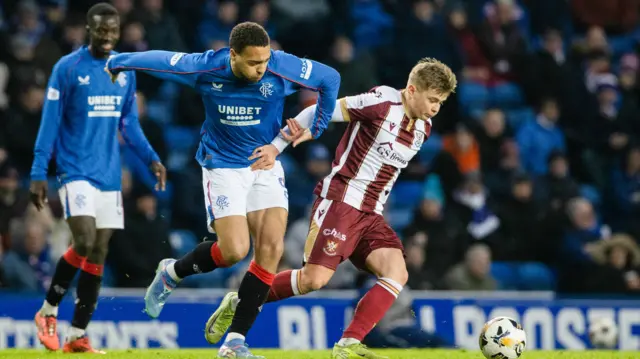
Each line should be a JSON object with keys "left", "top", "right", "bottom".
{"left": 88, "top": 15, "right": 120, "bottom": 58}
{"left": 406, "top": 86, "right": 448, "bottom": 120}
{"left": 231, "top": 46, "right": 271, "bottom": 83}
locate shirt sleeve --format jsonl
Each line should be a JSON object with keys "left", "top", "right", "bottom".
{"left": 30, "top": 61, "right": 66, "bottom": 181}
{"left": 119, "top": 73, "right": 161, "bottom": 166}
{"left": 271, "top": 51, "right": 341, "bottom": 139}
{"left": 107, "top": 50, "right": 218, "bottom": 89}
{"left": 270, "top": 90, "right": 390, "bottom": 153}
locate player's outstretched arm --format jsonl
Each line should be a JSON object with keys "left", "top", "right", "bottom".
{"left": 270, "top": 101, "right": 347, "bottom": 154}
{"left": 106, "top": 50, "right": 216, "bottom": 88}
{"left": 30, "top": 62, "right": 67, "bottom": 210}
{"left": 119, "top": 74, "right": 166, "bottom": 191}
{"left": 272, "top": 51, "right": 341, "bottom": 139}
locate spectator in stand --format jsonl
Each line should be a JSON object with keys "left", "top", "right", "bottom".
{"left": 444, "top": 243, "right": 498, "bottom": 291}
{"left": 405, "top": 175, "right": 468, "bottom": 284}
{"left": 493, "top": 173, "right": 556, "bottom": 290}
{"left": 198, "top": 0, "right": 238, "bottom": 51}
{"left": 532, "top": 29, "right": 576, "bottom": 113}
{"left": 583, "top": 233, "right": 640, "bottom": 294}
{"left": 451, "top": 173, "right": 505, "bottom": 256}
{"left": 516, "top": 97, "right": 566, "bottom": 176}
{"left": 117, "top": 18, "right": 149, "bottom": 53}
{"left": 403, "top": 231, "right": 436, "bottom": 290}
{"left": 571, "top": 0, "right": 640, "bottom": 34}
{"left": 0, "top": 161, "right": 29, "bottom": 250}
{"left": 112, "top": 0, "right": 134, "bottom": 25}
{"left": 477, "top": 0, "right": 527, "bottom": 86}
{"left": 1, "top": 219, "right": 52, "bottom": 292}
{"left": 535, "top": 151, "right": 581, "bottom": 212}
{"left": 442, "top": 123, "right": 480, "bottom": 176}
{"left": 56, "top": 13, "right": 86, "bottom": 55}
{"left": 618, "top": 53, "right": 640, "bottom": 111}
{"left": 248, "top": 1, "right": 279, "bottom": 49}
{"left": 610, "top": 147, "right": 640, "bottom": 235}
{"left": 3, "top": 82, "right": 44, "bottom": 176}
{"left": 327, "top": 35, "right": 379, "bottom": 98}
{"left": 584, "top": 74, "right": 638, "bottom": 188}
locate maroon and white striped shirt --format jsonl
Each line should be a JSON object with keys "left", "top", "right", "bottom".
{"left": 315, "top": 86, "right": 432, "bottom": 214}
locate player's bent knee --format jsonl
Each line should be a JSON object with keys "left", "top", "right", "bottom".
{"left": 299, "top": 265, "right": 333, "bottom": 293}
{"left": 221, "top": 244, "right": 250, "bottom": 265}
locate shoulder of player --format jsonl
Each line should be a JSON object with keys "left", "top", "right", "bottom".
{"left": 343, "top": 86, "right": 401, "bottom": 109}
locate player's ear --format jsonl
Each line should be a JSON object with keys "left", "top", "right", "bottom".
{"left": 230, "top": 48, "right": 237, "bottom": 59}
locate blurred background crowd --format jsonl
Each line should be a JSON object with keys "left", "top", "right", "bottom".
{"left": 1, "top": 0, "right": 640, "bottom": 299}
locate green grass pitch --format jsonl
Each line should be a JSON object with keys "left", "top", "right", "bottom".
{"left": 1, "top": 349, "right": 639, "bottom": 359}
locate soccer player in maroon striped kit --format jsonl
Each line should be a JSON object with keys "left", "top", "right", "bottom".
{"left": 209, "top": 57, "right": 456, "bottom": 358}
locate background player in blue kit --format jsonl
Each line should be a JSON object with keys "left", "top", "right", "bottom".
{"left": 30, "top": 3, "right": 166, "bottom": 354}
{"left": 106, "top": 22, "right": 340, "bottom": 358}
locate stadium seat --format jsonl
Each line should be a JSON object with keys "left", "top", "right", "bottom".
{"left": 491, "top": 82, "right": 525, "bottom": 109}
{"left": 390, "top": 181, "right": 423, "bottom": 209}
{"left": 169, "top": 230, "right": 199, "bottom": 258}
{"left": 419, "top": 133, "right": 442, "bottom": 166}
{"left": 458, "top": 81, "right": 489, "bottom": 117}
{"left": 491, "top": 262, "right": 556, "bottom": 290}
{"left": 505, "top": 107, "right": 536, "bottom": 130}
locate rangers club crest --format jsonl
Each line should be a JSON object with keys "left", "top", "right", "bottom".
{"left": 116, "top": 73, "right": 127, "bottom": 87}
{"left": 260, "top": 82, "right": 273, "bottom": 98}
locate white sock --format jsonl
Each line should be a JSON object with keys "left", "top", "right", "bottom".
{"left": 66, "top": 327, "right": 85, "bottom": 341}
{"left": 165, "top": 262, "right": 181, "bottom": 282}
{"left": 225, "top": 332, "right": 245, "bottom": 343}
{"left": 338, "top": 338, "right": 360, "bottom": 346}
{"left": 40, "top": 300, "right": 58, "bottom": 317}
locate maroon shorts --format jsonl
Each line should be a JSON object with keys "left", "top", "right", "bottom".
{"left": 303, "top": 197, "right": 404, "bottom": 272}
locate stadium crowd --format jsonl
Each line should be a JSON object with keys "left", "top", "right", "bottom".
{"left": 0, "top": 0, "right": 640, "bottom": 297}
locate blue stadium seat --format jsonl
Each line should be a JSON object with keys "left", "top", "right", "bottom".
{"left": 491, "top": 82, "right": 525, "bottom": 109}
{"left": 169, "top": 230, "right": 199, "bottom": 258}
{"left": 419, "top": 133, "right": 442, "bottom": 166}
{"left": 389, "top": 181, "right": 423, "bottom": 209}
{"left": 505, "top": 107, "right": 536, "bottom": 131}
{"left": 458, "top": 81, "right": 489, "bottom": 117}
{"left": 386, "top": 208, "right": 414, "bottom": 232}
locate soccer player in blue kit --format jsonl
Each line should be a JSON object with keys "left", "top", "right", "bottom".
{"left": 106, "top": 22, "right": 340, "bottom": 358}
{"left": 30, "top": 3, "right": 166, "bottom": 353}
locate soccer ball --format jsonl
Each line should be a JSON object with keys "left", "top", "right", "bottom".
{"left": 479, "top": 317, "right": 526, "bottom": 359}
{"left": 588, "top": 316, "right": 618, "bottom": 349}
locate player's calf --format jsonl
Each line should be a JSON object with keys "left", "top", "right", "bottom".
{"left": 339, "top": 248, "right": 407, "bottom": 348}
{"left": 65, "top": 230, "right": 110, "bottom": 348}
{"left": 36, "top": 217, "right": 96, "bottom": 350}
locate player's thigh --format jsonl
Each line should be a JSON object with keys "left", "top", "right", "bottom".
{"left": 202, "top": 167, "right": 252, "bottom": 233}
{"left": 247, "top": 207, "right": 287, "bottom": 248}
{"left": 350, "top": 217, "right": 407, "bottom": 284}
{"left": 95, "top": 190, "right": 124, "bottom": 230}
{"left": 303, "top": 198, "right": 367, "bottom": 272}
{"left": 246, "top": 161, "right": 288, "bottom": 214}
{"left": 59, "top": 181, "right": 98, "bottom": 253}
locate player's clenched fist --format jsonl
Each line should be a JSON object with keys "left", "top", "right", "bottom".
{"left": 29, "top": 180, "right": 48, "bottom": 211}
{"left": 249, "top": 144, "right": 279, "bottom": 171}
